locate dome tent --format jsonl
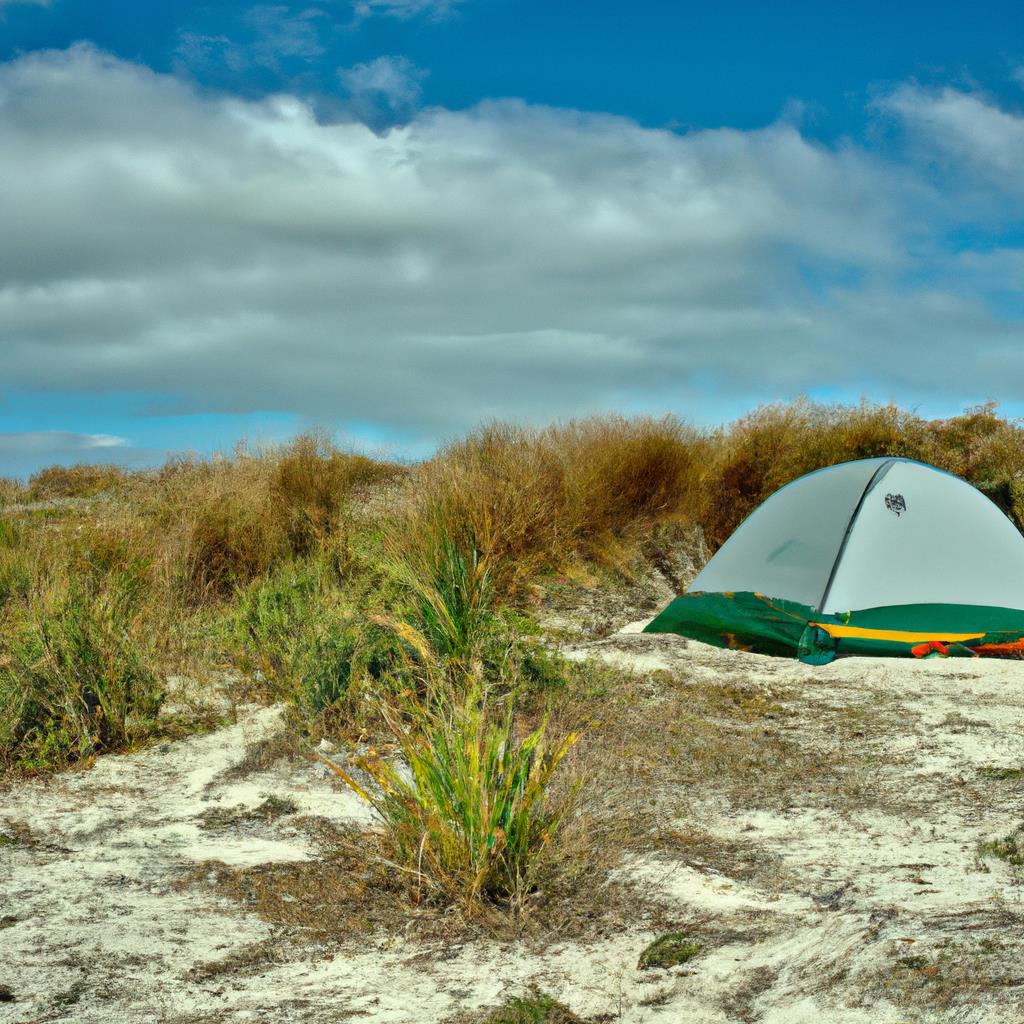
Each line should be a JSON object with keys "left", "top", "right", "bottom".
{"left": 644, "top": 457, "right": 1024, "bottom": 663}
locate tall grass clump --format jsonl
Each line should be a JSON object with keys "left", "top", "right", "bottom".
{"left": 322, "top": 526, "right": 579, "bottom": 913}
{"left": 28, "top": 463, "right": 125, "bottom": 500}
{"left": 0, "top": 477, "right": 27, "bottom": 506}
{"left": 326, "top": 685, "right": 579, "bottom": 911}
{"left": 271, "top": 433, "right": 401, "bottom": 556}
{"left": 0, "top": 515, "right": 33, "bottom": 608}
{"left": 231, "top": 560, "right": 373, "bottom": 717}
{"left": 0, "top": 579, "right": 163, "bottom": 770}
{"left": 401, "top": 416, "right": 706, "bottom": 602}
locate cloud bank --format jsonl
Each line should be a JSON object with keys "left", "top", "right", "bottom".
{"left": 1, "top": 46, "right": 1023, "bottom": 451}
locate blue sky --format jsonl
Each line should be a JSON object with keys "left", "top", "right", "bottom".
{"left": 1, "top": 0, "right": 1023, "bottom": 474}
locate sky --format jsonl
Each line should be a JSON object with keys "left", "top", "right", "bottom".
{"left": 1, "top": 0, "right": 1023, "bottom": 475}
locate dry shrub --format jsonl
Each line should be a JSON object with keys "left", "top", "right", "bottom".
{"left": 178, "top": 484, "right": 287, "bottom": 603}
{"left": 922, "top": 403, "right": 1024, "bottom": 529}
{"left": 556, "top": 416, "right": 708, "bottom": 550}
{"left": 699, "top": 400, "right": 1024, "bottom": 547}
{"left": 401, "top": 417, "right": 705, "bottom": 602}
{"left": 28, "top": 463, "right": 125, "bottom": 500}
{"left": 0, "top": 478, "right": 26, "bottom": 506}
{"left": 271, "top": 433, "right": 400, "bottom": 555}
{"left": 698, "top": 401, "right": 926, "bottom": 547}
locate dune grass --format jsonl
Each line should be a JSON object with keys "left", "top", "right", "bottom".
{"left": 2, "top": 401, "right": 1023, "bottom": 780}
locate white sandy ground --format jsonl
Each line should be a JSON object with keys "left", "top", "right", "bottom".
{"left": 3, "top": 626, "right": 1024, "bottom": 1023}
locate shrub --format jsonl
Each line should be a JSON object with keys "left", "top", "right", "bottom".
{"left": 0, "top": 516, "right": 32, "bottom": 608}
{"left": 477, "top": 990, "right": 584, "bottom": 1024}
{"left": 0, "top": 579, "right": 163, "bottom": 770}
{"left": 326, "top": 684, "right": 580, "bottom": 911}
{"left": 402, "top": 416, "right": 705, "bottom": 602}
{"left": 0, "top": 478, "right": 26, "bottom": 506}
{"left": 232, "top": 561, "right": 403, "bottom": 715}
{"left": 637, "top": 931, "right": 703, "bottom": 969}
{"left": 271, "top": 433, "right": 400, "bottom": 556}
{"left": 178, "top": 486, "right": 287, "bottom": 603}
{"left": 28, "top": 463, "right": 124, "bottom": 500}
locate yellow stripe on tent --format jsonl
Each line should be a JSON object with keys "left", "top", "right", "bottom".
{"left": 808, "top": 622, "right": 985, "bottom": 643}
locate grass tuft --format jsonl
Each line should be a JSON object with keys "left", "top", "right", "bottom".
{"left": 0, "top": 578, "right": 163, "bottom": 770}
{"left": 637, "top": 931, "right": 703, "bottom": 969}
{"left": 324, "top": 684, "right": 580, "bottom": 912}
{"left": 476, "top": 990, "right": 586, "bottom": 1024}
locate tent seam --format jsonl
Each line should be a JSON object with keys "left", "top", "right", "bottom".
{"left": 816, "top": 458, "right": 895, "bottom": 614}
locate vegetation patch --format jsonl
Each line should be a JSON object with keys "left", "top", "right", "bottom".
{"left": 472, "top": 989, "right": 588, "bottom": 1024}
{"left": 977, "top": 827, "right": 1024, "bottom": 866}
{"left": 881, "top": 938, "right": 1023, "bottom": 1011}
{"left": 195, "top": 795, "right": 298, "bottom": 831}
{"left": 637, "top": 931, "right": 703, "bottom": 970}
{"left": 978, "top": 766, "right": 1024, "bottom": 781}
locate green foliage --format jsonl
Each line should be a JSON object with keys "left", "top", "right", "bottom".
{"left": 231, "top": 560, "right": 402, "bottom": 715}
{"left": 0, "top": 580, "right": 163, "bottom": 770}
{"left": 977, "top": 827, "right": 1024, "bottom": 866}
{"left": 478, "top": 990, "right": 584, "bottom": 1024}
{"left": 326, "top": 684, "right": 580, "bottom": 910}
{"left": 0, "top": 517, "right": 32, "bottom": 608}
{"left": 637, "top": 931, "right": 703, "bottom": 970}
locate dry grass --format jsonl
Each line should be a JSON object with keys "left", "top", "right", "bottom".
{"left": 698, "top": 400, "right": 1024, "bottom": 547}
{"left": 28, "top": 463, "right": 125, "bottom": 500}
{"left": 400, "top": 417, "right": 706, "bottom": 602}
{"left": 0, "top": 478, "right": 27, "bottom": 506}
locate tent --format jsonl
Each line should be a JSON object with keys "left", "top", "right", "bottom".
{"left": 645, "top": 457, "right": 1024, "bottom": 662}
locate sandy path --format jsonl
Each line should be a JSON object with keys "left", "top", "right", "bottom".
{"left": 3, "top": 633, "right": 1024, "bottom": 1023}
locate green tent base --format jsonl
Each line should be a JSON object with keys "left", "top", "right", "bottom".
{"left": 643, "top": 591, "right": 1024, "bottom": 664}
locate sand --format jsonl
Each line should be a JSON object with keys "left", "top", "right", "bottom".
{"left": 3, "top": 620, "right": 1024, "bottom": 1022}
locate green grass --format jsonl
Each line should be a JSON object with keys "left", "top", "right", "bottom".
{"left": 637, "top": 931, "right": 703, "bottom": 969}
{"left": 977, "top": 827, "right": 1024, "bottom": 866}
{"left": 477, "top": 990, "right": 585, "bottom": 1024}
{"left": 325, "top": 683, "right": 579, "bottom": 910}
{"left": 978, "top": 766, "right": 1024, "bottom": 781}
{"left": 0, "top": 578, "right": 163, "bottom": 770}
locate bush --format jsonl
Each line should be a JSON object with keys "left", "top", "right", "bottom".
{"left": 178, "top": 486, "right": 288, "bottom": 603}
{"left": 271, "top": 433, "right": 400, "bottom": 556}
{"left": 0, "top": 580, "right": 163, "bottom": 770}
{"left": 28, "top": 463, "right": 125, "bottom": 500}
{"left": 401, "top": 416, "right": 705, "bottom": 602}
{"left": 0, "top": 478, "right": 26, "bottom": 506}
{"left": 0, "top": 516, "right": 32, "bottom": 608}
{"left": 326, "top": 684, "right": 580, "bottom": 911}
{"left": 232, "top": 561, "right": 402, "bottom": 716}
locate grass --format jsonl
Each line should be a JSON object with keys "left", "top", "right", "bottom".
{"left": 0, "top": 577, "right": 164, "bottom": 770}
{"left": 324, "top": 683, "right": 580, "bottom": 912}
{"left": 637, "top": 931, "right": 703, "bottom": 969}
{"left": 474, "top": 990, "right": 586, "bottom": 1024}
{"left": 977, "top": 827, "right": 1024, "bottom": 866}
{"left": 27, "top": 463, "right": 124, "bottom": 501}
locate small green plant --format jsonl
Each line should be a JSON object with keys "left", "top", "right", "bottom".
{"left": 478, "top": 989, "right": 584, "bottom": 1024}
{"left": 325, "top": 684, "right": 580, "bottom": 911}
{"left": 978, "top": 766, "right": 1024, "bottom": 781}
{"left": 637, "top": 931, "right": 703, "bottom": 970}
{"left": 977, "top": 827, "right": 1024, "bottom": 866}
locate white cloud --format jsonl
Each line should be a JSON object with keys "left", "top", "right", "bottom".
{"left": 881, "top": 83, "right": 1024, "bottom": 196}
{"left": 352, "top": 0, "right": 459, "bottom": 21}
{"left": 175, "top": 5, "right": 326, "bottom": 76}
{"left": 0, "top": 432, "right": 126, "bottom": 455}
{"left": 0, "top": 45, "right": 1022, "bottom": 446}
{"left": 339, "top": 55, "right": 427, "bottom": 126}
